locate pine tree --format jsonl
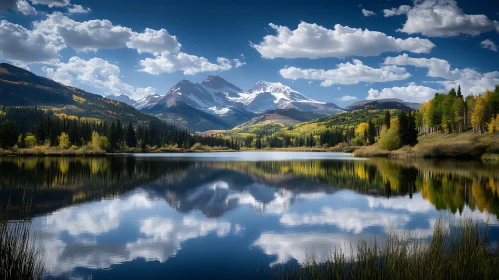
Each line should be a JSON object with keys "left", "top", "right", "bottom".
{"left": 367, "top": 120, "right": 376, "bottom": 145}
{"left": 0, "top": 121, "right": 18, "bottom": 148}
{"left": 457, "top": 85, "right": 463, "bottom": 99}
{"left": 398, "top": 110, "right": 409, "bottom": 146}
{"left": 408, "top": 111, "right": 418, "bottom": 146}
{"left": 108, "top": 121, "right": 118, "bottom": 150}
{"left": 384, "top": 110, "right": 391, "bottom": 129}
{"left": 125, "top": 122, "right": 137, "bottom": 148}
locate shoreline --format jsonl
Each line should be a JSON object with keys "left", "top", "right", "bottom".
{"left": 1, "top": 132, "right": 498, "bottom": 160}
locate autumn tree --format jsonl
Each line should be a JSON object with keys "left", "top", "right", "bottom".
{"left": 58, "top": 132, "right": 70, "bottom": 149}
{"left": 379, "top": 118, "right": 400, "bottom": 151}
{"left": 471, "top": 96, "right": 487, "bottom": 134}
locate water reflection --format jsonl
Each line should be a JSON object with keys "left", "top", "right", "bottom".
{"left": 1, "top": 155, "right": 498, "bottom": 279}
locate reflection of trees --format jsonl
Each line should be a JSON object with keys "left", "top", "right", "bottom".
{"left": 2, "top": 156, "right": 499, "bottom": 218}
{"left": 0, "top": 157, "right": 192, "bottom": 218}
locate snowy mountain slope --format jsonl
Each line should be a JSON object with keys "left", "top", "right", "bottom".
{"left": 133, "top": 75, "right": 343, "bottom": 131}
{"left": 133, "top": 93, "right": 164, "bottom": 110}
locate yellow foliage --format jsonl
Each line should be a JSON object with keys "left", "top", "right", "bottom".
{"left": 471, "top": 96, "right": 486, "bottom": 130}
{"left": 354, "top": 122, "right": 369, "bottom": 138}
{"left": 55, "top": 113, "right": 79, "bottom": 120}
{"left": 72, "top": 95, "right": 87, "bottom": 103}
{"left": 58, "top": 132, "right": 71, "bottom": 149}
{"left": 488, "top": 115, "right": 499, "bottom": 133}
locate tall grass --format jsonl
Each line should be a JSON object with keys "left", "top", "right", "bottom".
{"left": 273, "top": 218, "right": 499, "bottom": 280}
{"left": 0, "top": 200, "right": 44, "bottom": 280}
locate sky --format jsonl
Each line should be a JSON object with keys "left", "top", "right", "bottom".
{"left": 0, "top": 0, "right": 498, "bottom": 106}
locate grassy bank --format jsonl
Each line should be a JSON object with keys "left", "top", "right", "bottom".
{"left": 0, "top": 146, "right": 106, "bottom": 157}
{"left": 273, "top": 218, "right": 499, "bottom": 280}
{"left": 354, "top": 131, "right": 499, "bottom": 159}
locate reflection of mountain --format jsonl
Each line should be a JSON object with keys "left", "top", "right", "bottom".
{"left": 2, "top": 156, "right": 499, "bottom": 218}
{"left": 143, "top": 165, "right": 337, "bottom": 217}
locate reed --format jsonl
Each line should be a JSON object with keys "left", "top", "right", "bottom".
{"left": 273, "top": 218, "right": 499, "bottom": 280}
{"left": 0, "top": 200, "right": 44, "bottom": 280}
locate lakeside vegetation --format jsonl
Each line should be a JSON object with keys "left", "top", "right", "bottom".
{"left": 0, "top": 106, "right": 242, "bottom": 155}
{"left": 272, "top": 218, "right": 499, "bottom": 280}
{"left": 1, "top": 202, "right": 44, "bottom": 280}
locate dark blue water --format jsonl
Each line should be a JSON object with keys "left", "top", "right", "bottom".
{"left": 1, "top": 153, "right": 498, "bottom": 279}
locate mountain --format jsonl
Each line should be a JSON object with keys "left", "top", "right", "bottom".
{"left": 229, "top": 81, "right": 343, "bottom": 114}
{"left": 137, "top": 76, "right": 343, "bottom": 132}
{"left": 140, "top": 77, "right": 255, "bottom": 132}
{"left": 0, "top": 63, "right": 156, "bottom": 124}
{"left": 345, "top": 98, "right": 421, "bottom": 111}
{"left": 107, "top": 94, "right": 135, "bottom": 106}
{"left": 236, "top": 109, "right": 326, "bottom": 128}
{"left": 133, "top": 93, "right": 164, "bottom": 110}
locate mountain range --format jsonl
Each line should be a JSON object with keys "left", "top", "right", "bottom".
{"left": 109, "top": 75, "right": 344, "bottom": 132}
{"left": 345, "top": 98, "right": 421, "bottom": 111}
{"left": 0, "top": 62, "right": 422, "bottom": 132}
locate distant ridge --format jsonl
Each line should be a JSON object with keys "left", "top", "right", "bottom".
{"left": 345, "top": 98, "right": 421, "bottom": 111}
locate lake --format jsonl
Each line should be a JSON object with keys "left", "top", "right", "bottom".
{"left": 1, "top": 152, "right": 499, "bottom": 279}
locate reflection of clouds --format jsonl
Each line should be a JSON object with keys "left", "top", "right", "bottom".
{"left": 228, "top": 188, "right": 295, "bottom": 214}
{"left": 253, "top": 232, "right": 363, "bottom": 266}
{"left": 280, "top": 207, "right": 410, "bottom": 234}
{"left": 44, "top": 191, "right": 153, "bottom": 236}
{"left": 456, "top": 206, "right": 498, "bottom": 224}
{"left": 126, "top": 217, "right": 231, "bottom": 262}
{"left": 367, "top": 194, "right": 434, "bottom": 213}
{"left": 36, "top": 191, "right": 238, "bottom": 276}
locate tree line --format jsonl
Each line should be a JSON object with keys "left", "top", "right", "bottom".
{"left": 0, "top": 107, "right": 238, "bottom": 150}
{"left": 417, "top": 85, "right": 499, "bottom": 134}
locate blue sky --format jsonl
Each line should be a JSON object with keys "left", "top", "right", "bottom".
{"left": 0, "top": 0, "right": 498, "bottom": 106}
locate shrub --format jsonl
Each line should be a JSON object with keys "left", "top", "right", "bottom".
{"left": 97, "top": 136, "right": 110, "bottom": 151}
{"left": 379, "top": 125, "right": 400, "bottom": 151}
{"left": 24, "top": 134, "right": 37, "bottom": 148}
{"left": 191, "top": 143, "right": 205, "bottom": 151}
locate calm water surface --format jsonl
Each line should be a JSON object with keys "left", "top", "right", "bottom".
{"left": 1, "top": 152, "right": 499, "bottom": 279}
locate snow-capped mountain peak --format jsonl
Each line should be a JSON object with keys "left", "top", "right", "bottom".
{"left": 133, "top": 93, "right": 164, "bottom": 110}
{"left": 247, "top": 81, "right": 316, "bottom": 103}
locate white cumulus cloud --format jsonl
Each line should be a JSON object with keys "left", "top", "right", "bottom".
{"left": 384, "top": 53, "right": 499, "bottom": 95}
{"left": 251, "top": 22, "right": 435, "bottom": 59}
{"left": 279, "top": 59, "right": 411, "bottom": 87}
{"left": 31, "top": 0, "right": 70, "bottom": 7}
{"left": 0, "top": 20, "right": 61, "bottom": 64}
{"left": 384, "top": 5, "right": 411, "bottom": 17}
{"left": 34, "top": 13, "right": 181, "bottom": 54}
{"left": 67, "top": 4, "right": 90, "bottom": 14}
{"left": 367, "top": 84, "right": 439, "bottom": 103}
{"left": 386, "top": 0, "right": 499, "bottom": 37}
{"left": 481, "top": 39, "right": 498, "bottom": 52}
{"left": 337, "top": 95, "right": 358, "bottom": 102}
{"left": 127, "top": 28, "right": 181, "bottom": 54}
{"left": 17, "top": 0, "right": 37, "bottom": 15}
{"left": 362, "top": 9, "right": 376, "bottom": 17}
{"left": 139, "top": 51, "right": 236, "bottom": 75}
{"left": 43, "top": 56, "right": 157, "bottom": 99}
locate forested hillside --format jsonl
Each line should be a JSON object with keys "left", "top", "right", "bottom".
{"left": 0, "top": 63, "right": 156, "bottom": 124}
